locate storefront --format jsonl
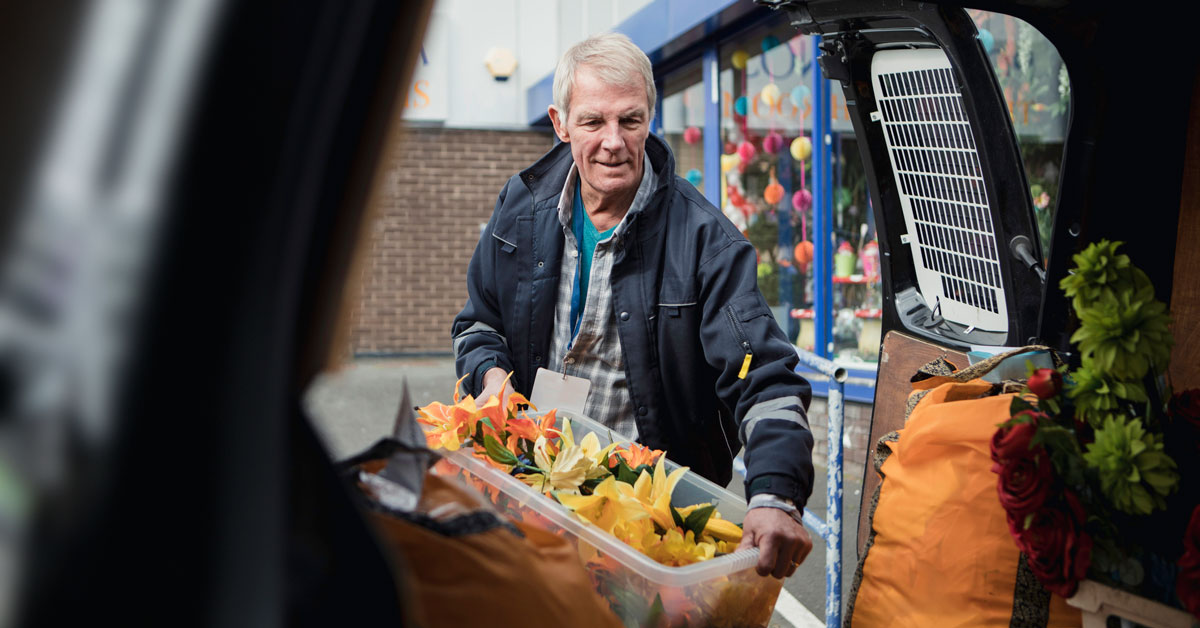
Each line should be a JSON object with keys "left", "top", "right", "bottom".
{"left": 526, "top": 0, "right": 1067, "bottom": 402}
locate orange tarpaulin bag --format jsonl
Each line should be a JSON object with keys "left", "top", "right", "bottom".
{"left": 347, "top": 440, "right": 623, "bottom": 628}
{"left": 848, "top": 378, "right": 1081, "bottom": 627}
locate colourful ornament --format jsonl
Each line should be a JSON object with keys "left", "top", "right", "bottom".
{"left": 790, "top": 84, "right": 811, "bottom": 108}
{"left": 720, "top": 153, "right": 740, "bottom": 173}
{"left": 792, "top": 188, "right": 812, "bottom": 211}
{"left": 764, "top": 182, "right": 785, "bottom": 205}
{"left": 685, "top": 169, "right": 703, "bottom": 186}
{"left": 734, "top": 96, "right": 749, "bottom": 116}
{"left": 761, "top": 35, "right": 781, "bottom": 53}
{"left": 731, "top": 50, "right": 749, "bottom": 70}
{"left": 790, "top": 136, "right": 812, "bottom": 162}
{"left": 760, "top": 83, "right": 781, "bottom": 107}
{"left": 723, "top": 141, "right": 737, "bottom": 155}
{"left": 683, "top": 126, "right": 702, "bottom": 145}
{"left": 736, "top": 141, "right": 757, "bottom": 162}
{"left": 978, "top": 28, "right": 995, "bottom": 54}
{"left": 793, "top": 240, "right": 814, "bottom": 271}
{"left": 763, "top": 131, "right": 784, "bottom": 154}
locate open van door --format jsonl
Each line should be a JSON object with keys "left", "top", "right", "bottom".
{"left": 764, "top": 0, "right": 1199, "bottom": 558}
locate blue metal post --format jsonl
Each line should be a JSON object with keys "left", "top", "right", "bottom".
{"left": 811, "top": 36, "right": 832, "bottom": 358}
{"left": 793, "top": 347, "right": 846, "bottom": 628}
{"left": 702, "top": 45, "right": 721, "bottom": 207}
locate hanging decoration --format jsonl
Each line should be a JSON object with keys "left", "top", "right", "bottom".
{"left": 790, "top": 84, "right": 811, "bottom": 110}
{"left": 792, "top": 188, "right": 812, "bottom": 212}
{"left": 731, "top": 50, "right": 749, "bottom": 70}
{"left": 683, "top": 126, "right": 702, "bottom": 145}
{"left": 763, "top": 131, "right": 784, "bottom": 154}
{"left": 790, "top": 136, "right": 813, "bottom": 162}
{"left": 736, "top": 140, "right": 757, "bottom": 162}
{"left": 723, "top": 141, "right": 737, "bottom": 155}
{"left": 734, "top": 96, "right": 749, "bottom": 116}
{"left": 761, "top": 35, "right": 781, "bottom": 53}
{"left": 760, "top": 83, "right": 781, "bottom": 108}
{"left": 685, "top": 169, "right": 703, "bottom": 186}
{"left": 763, "top": 168, "right": 784, "bottom": 205}
{"left": 720, "top": 153, "right": 740, "bottom": 173}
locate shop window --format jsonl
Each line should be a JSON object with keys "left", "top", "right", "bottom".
{"left": 971, "top": 10, "right": 1068, "bottom": 259}
{"left": 719, "top": 23, "right": 880, "bottom": 363}
{"left": 661, "top": 65, "right": 706, "bottom": 191}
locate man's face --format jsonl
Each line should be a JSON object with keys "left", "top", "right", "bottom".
{"left": 549, "top": 65, "right": 650, "bottom": 205}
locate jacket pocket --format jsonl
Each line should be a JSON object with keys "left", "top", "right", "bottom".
{"left": 723, "top": 291, "right": 773, "bottom": 379}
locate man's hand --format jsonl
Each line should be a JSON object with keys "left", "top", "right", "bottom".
{"left": 738, "top": 507, "right": 813, "bottom": 579}
{"left": 476, "top": 367, "right": 513, "bottom": 407}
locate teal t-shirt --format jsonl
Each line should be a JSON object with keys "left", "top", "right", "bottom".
{"left": 570, "top": 182, "right": 616, "bottom": 338}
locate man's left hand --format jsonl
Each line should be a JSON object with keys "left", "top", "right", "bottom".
{"left": 738, "top": 507, "right": 813, "bottom": 579}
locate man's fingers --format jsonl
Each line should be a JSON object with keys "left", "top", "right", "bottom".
{"left": 770, "top": 538, "right": 793, "bottom": 579}
{"left": 755, "top": 534, "right": 779, "bottom": 577}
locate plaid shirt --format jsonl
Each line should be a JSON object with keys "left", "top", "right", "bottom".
{"left": 549, "top": 157, "right": 656, "bottom": 439}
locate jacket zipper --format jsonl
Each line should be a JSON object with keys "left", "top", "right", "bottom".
{"left": 724, "top": 307, "right": 753, "bottom": 380}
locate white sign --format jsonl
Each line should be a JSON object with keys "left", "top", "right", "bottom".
{"left": 402, "top": 18, "right": 447, "bottom": 121}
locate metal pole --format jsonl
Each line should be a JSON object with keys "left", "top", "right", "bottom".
{"left": 811, "top": 36, "right": 832, "bottom": 358}
{"left": 792, "top": 347, "right": 846, "bottom": 628}
{"left": 703, "top": 45, "right": 721, "bottom": 207}
{"left": 825, "top": 380, "right": 844, "bottom": 628}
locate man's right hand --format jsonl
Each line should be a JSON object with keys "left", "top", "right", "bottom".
{"left": 476, "top": 367, "right": 513, "bottom": 407}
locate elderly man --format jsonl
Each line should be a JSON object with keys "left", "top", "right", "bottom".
{"left": 453, "top": 32, "right": 814, "bottom": 578}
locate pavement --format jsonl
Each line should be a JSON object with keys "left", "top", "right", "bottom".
{"left": 304, "top": 356, "right": 865, "bottom": 626}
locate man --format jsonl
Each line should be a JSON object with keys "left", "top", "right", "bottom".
{"left": 452, "top": 32, "right": 814, "bottom": 578}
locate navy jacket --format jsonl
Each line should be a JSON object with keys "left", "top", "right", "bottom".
{"left": 452, "top": 134, "right": 814, "bottom": 506}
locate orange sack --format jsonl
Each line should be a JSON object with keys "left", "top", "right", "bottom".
{"left": 849, "top": 379, "right": 1080, "bottom": 627}
{"left": 355, "top": 455, "right": 622, "bottom": 628}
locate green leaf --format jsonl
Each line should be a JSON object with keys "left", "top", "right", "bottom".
{"left": 682, "top": 505, "right": 716, "bottom": 538}
{"left": 611, "top": 458, "right": 640, "bottom": 485}
{"left": 482, "top": 435, "right": 519, "bottom": 466}
{"left": 646, "top": 593, "right": 666, "bottom": 628}
{"left": 1010, "top": 396, "right": 1037, "bottom": 417}
{"left": 670, "top": 505, "right": 685, "bottom": 529}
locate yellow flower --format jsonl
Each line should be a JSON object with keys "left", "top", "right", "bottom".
{"left": 554, "top": 476, "right": 648, "bottom": 534}
{"left": 519, "top": 434, "right": 594, "bottom": 494}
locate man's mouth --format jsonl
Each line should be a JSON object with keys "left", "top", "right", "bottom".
{"left": 596, "top": 160, "right": 626, "bottom": 168}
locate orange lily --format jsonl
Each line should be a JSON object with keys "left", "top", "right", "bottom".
{"left": 609, "top": 441, "right": 664, "bottom": 468}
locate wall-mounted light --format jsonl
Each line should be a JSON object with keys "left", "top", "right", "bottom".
{"left": 484, "top": 47, "right": 517, "bottom": 82}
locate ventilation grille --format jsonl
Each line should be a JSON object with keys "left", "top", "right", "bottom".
{"left": 871, "top": 48, "right": 1007, "bottom": 332}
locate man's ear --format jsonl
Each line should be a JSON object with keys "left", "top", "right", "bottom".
{"left": 548, "top": 105, "right": 570, "bottom": 143}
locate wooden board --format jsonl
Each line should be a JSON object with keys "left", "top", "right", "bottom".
{"left": 856, "top": 330, "right": 968, "bottom": 558}
{"left": 1169, "top": 70, "right": 1200, "bottom": 391}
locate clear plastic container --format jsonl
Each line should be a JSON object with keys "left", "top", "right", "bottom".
{"left": 431, "top": 410, "right": 784, "bottom": 628}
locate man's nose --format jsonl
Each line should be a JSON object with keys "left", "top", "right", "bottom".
{"left": 600, "top": 121, "right": 624, "bottom": 152}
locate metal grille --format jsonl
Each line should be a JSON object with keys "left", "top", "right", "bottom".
{"left": 871, "top": 48, "right": 1007, "bottom": 332}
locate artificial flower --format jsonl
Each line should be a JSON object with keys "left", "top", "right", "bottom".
{"left": 609, "top": 442, "right": 664, "bottom": 468}
{"left": 1014, "top": 492, "right": 1092, "bottom": 598}
{"left": 1027, "top": 368, "right": 1063, "bottom": 400}
{"left": 1083, "top": 415, "right": 1178, "bottom": 515}
{"left": 554, "top": 476, "right": 649, "bottom": 534}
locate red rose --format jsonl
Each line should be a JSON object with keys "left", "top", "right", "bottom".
{"left": 1015, "top": 492, "right": 1092, "bottom": 598}
{"left": 1027, "top": 368, "right": 1063, "bottom": 400}
{"left": 1169, "top": 389, "right": 1200, "bottom": 429}
{"left": 996, "top": 448, "right": 1054, "bottom": 520}
{"left": 990, "top": 411, "right": 1045, "bottom": 467}
{"left": 1177, "top": 506, "right": 1200, "bottom": 619}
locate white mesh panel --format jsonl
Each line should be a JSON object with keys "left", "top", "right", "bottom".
{"left": 872, "top": 48, "right": 1007, "bottom": 331}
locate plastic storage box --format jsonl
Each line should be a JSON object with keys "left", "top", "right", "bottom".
{"left": 431, "top": 410, "right": 784, "bottom": 628}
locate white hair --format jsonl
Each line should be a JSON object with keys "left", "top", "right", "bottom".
{"left": 552, "top": 32, "right": 656, "bottom": 126}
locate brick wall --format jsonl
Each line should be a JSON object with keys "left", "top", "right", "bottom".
{"left": 351, "top": 126, "right": 555, "bottom": 354}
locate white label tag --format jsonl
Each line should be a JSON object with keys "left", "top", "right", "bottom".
{"left": 530, "top": 367, "right": 591, "bottom": 416}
